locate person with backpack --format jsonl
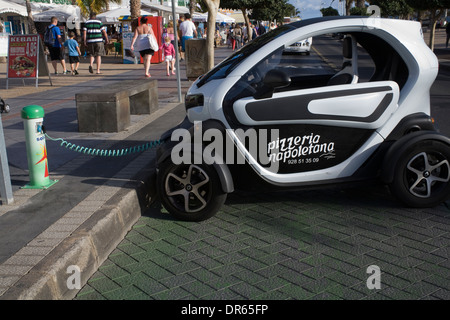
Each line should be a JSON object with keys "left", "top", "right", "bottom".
{"left": 45, "top": 16, "right": 68, "bottom": 75}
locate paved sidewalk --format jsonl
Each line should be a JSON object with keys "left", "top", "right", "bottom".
{"left": 0, "top": 46, "right": 229, "bottom": 299}
{"left": 0, "top": 27, "right": 449, "bottom": 300}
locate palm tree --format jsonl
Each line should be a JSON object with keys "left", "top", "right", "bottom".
{"left": 76, "top": 0, "right": 122, "bottom": 17}
{"left": 130, "top": 0, "right": 141, "bottom": 20}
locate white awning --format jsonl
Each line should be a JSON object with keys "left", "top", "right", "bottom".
{"left": 192, "top": 12, "right": 235, "bottom": 23}
{"left": 97, "top": 7, "right": 156, "bottom": 23}
{"left": 141, "top": 0, "right": 189, "bottom": 14}
{"left": 0, "top": 0, "right": 28, "bottom": 16}
{"left": 32, "top": 5, "right": 85, "bottom": 23}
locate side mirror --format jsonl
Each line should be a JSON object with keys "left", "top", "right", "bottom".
{"left": 254, "top": 69, "right": 291, "bottom": 99}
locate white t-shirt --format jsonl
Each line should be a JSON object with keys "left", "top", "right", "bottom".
{"left": 180, "top": 20, "right": 196, "bottom": 37}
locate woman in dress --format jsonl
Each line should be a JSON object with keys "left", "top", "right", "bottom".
{"left": 130, "top": 16, "right": 155, "bottom": 78}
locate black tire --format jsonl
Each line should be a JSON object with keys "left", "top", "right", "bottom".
{"left": 389, "top": 140, "right": 450, "bottom": 207}
{"left": 157, "top": 160, "right": 227, "bottom": 221}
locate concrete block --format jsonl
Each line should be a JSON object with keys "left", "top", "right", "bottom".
{"left": 75, "top": 79, "right": 158, "bottom": 132}
{"left": 186, "top": 39, "right": 208, "bottom": 80}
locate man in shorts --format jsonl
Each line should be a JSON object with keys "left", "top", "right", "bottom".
{"left": 83, "top": 13, "right": 108, "bottom": 74}
{"left": 179, "top": 13, "right": 197, "bottom": 61}
{"left": 47, "top": 17, "right": 68, "bottom": 75}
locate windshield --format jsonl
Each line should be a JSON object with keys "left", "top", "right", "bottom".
{"left": 197, "top": 24, "right": 296, "bottom": 87}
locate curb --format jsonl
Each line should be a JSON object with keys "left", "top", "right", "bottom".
{"left": 0, "top": 165, "right": 157, "bottom": 300}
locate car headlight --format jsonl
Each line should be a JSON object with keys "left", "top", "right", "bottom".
{"left": 185, "top": 94, "right": 204, "bottom": 111}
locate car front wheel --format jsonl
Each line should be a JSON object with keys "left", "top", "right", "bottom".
{"left": 157, "top": 161, "right": 227, "bottom": 221}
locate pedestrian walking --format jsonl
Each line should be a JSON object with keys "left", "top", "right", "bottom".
{"left": 130, "top": 16, "right": 155, "bottom": 78}
{"left": 83, "top": 13, "right": 108, "bottom": 74}
{"left": 233, "top": 24, "right": 242, "bottom": 50}
{"left": 160, "top": 36, "right": 176, "bottom": 76}
{"left": 166, "top": 20, "right": 178, "bottom": 48}
{"left": 63, "top": 31, "right": 81, "bottom": 75}
{"left": 46, "top": 16, "right": 68, "bottom": 75}
{"left": 179, "top": 13, "right": 197, "bottom": 61}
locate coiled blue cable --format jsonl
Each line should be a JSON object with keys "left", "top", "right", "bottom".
{"left": 45, "top": 133, "right": 162, "bottom": 157}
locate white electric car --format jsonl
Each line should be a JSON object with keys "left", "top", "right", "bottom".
{"left": 156, "top": 16, "right": 450, "bottom": 221}
{"left": 284, "top": 37, "right": 313, "bottom": 55}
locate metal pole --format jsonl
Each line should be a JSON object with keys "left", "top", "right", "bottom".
{"left": 0, "top": 112, "right": 13, "bottom": 204}
{"left": 172, "top": 0, "right": 183, "bottom": 103}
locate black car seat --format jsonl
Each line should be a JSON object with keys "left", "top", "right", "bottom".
{"left": 327, "top": 35, "right": 359, "bottom": 86}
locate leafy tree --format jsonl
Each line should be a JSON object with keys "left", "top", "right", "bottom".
{"left": 250, "top": 0, "right": 296, "bottom": 23}
{"left": 349, "top": 6, "right": 369, "bottom": 16}
{"left": 406, "top": 0, "right": 450, "bottom": 50}
{"left": 368, "top": 0, "right": 413, "bottom": 18}
{"left": 76, "top": 0, "right": 122, "bottom": 17}
{"left": 320, "top": 6, "right": 339, "bottom": 16}
{"left": 221, "top": 0, "right": 260, "bottom": 41}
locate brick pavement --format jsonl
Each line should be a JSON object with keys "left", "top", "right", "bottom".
{"left": 75, "top": 184, "right": 450, "bottom": 300}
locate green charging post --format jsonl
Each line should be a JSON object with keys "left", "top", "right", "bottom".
{"left": 21, "top": 105, "right": 57, "bottom": 189}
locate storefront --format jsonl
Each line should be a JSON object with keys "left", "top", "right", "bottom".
{"left": 0, "top": 0, "right": 29, "bottom": 35}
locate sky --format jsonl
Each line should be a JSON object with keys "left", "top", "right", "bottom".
{"left": 288, "top": 0, "right": 344, "bottom": 19}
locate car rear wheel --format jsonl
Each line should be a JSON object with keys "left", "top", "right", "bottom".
{"left": 389, "top": 140, "right": 450, "bottom": 207}
{"left": 157, "top": 160, "right": 227, "bottom": 221}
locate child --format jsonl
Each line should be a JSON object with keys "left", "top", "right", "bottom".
{"left": 63, "top": 31, "right": 81, "bottom": 75}
{"left": 160, "top": 36, "right": 176, "bottom": 76}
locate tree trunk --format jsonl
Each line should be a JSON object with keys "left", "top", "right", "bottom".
{"left": 130, "top": 0, "right": 141, "bottom": 20}
{"left": 205, "top": 0, "right": 220, "bottom": 70}
{"left": 189, "top": 0, "right": 196, "bottom": 17}
{"left": 130, "top": 0, "right": 141, "bottom": 31}
{"left": 25, "top": 0, "right": 37, "bottom": 34}
{"left": 428, "top": 9, "right": 441, "bottom": 51}
{"left": 241, "top": 8, "right": 251, "bottom": 42}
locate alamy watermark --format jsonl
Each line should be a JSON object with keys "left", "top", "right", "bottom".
{"left": 67, "top": 265, "right": 81, "bottom": 290}
{"left": 169, "top": 121, "right": 337, "bottom": 173}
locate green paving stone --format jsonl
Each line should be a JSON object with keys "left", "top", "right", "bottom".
{"left": 102, "top": 285, "right": 147, "bottom": 300}
{"left": 180, "top": 281, "right": 216, "bottom": 298}
{"left": 325, "top": 285, "right": 367, "bottom": 300}
{"left": 144, "top": 264, "right": 175, "bottom": 280}
{"left": 201, "top": 288, "right": 244, "bottom": 300}
{"left": 117, "top": 242, "right": 146, "bottom": 256}
{"left": 403, "top": 281, "right": 441, "bottom": 298}
{"left": 378, "top": 287, "right": 421, "bottom": 300}
{"left": 99, "top": 264, "right": 130, "bottom": 279}
{"left": 159, "top": 273, "right": 197, "bottom": 289}
{"left": 279, "top": 283, "right": 316, "bottom": 299}
{"left": 255, "top": 290, "right": 291, "bottom": 300}
{"left": 301, "top": 278, "right": 341, "bottom": 295}
{"left": 254, "top": 276, "right": 289, "bottom": 292}
{"left": 74, "top": 286, "right": 107, "bottom": 300}
{"left": 87, "top": 270, "right": 108, "bottom": 283}
{"left": 311, "top": 291, "right": 342, "bottom": 300}
{"left": 88, "top": 277, "right": 121, "bottom": 294}
{"left": 108, "top": 253, "right": 138, "bottom": 268}
{"left": 134, "top": 279, "right": 169, "bottom": 297}
{"left": 156, "top": 243, "right": 187, "bottom": 256}
{"left": 229, "top": 282, "right": 264, "bottom": 299}
{"left": 152, "top": 287, "right": 193, "bottom": 300}
{"left": 165, "top": 260, "right": 202, "bottom": 276}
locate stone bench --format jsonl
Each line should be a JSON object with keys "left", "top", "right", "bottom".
{"left": 75, "top": 79, "right": 158, "bottom": 132}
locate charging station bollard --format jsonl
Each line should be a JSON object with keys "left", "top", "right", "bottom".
{"left": 21, "top": 105, "right": 57, "bottom": 189}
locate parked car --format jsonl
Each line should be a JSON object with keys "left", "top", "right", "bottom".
{"left": 156, "top": 16, "right": 448, "bottom": 221}
{"left": 283, "top": 37, "right": 312, "bottom": 55}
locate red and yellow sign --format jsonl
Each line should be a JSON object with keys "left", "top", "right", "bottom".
{"left": 7, "top": 35, "right": 39, "bottom": 78}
